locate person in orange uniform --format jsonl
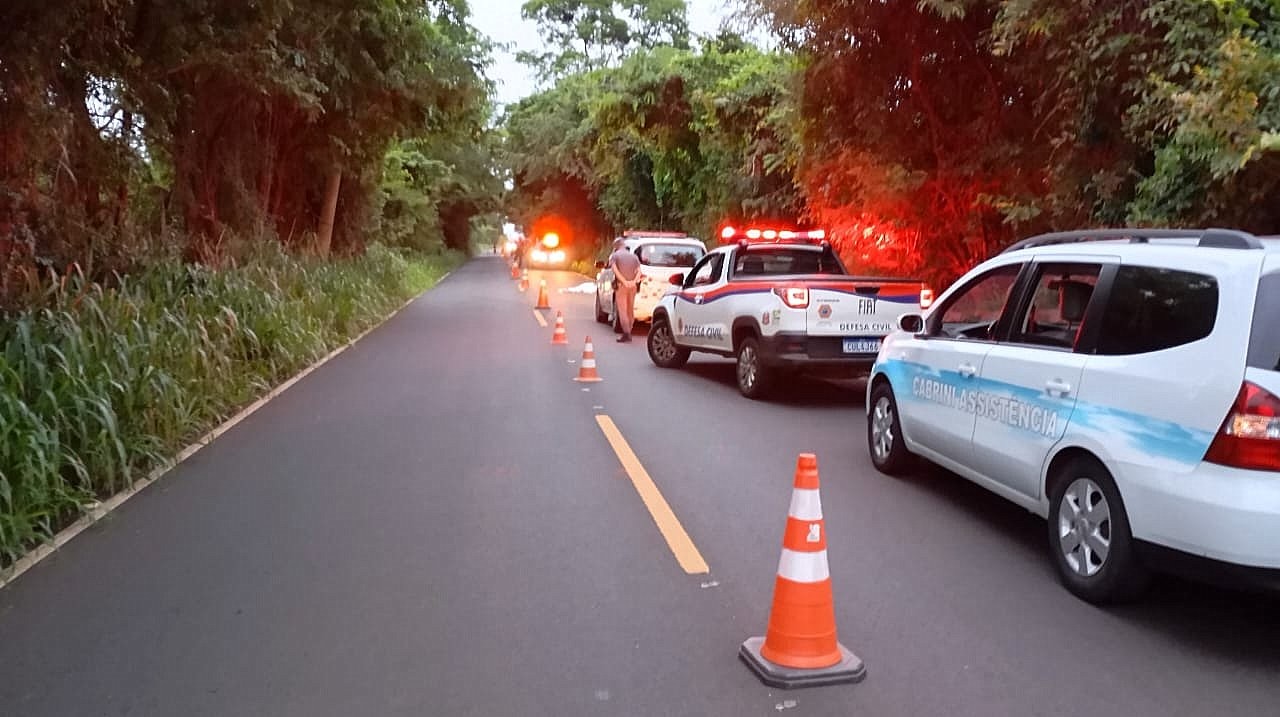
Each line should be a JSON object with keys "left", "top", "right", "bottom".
{"left": 607, "top": 238, "right": 642, "bottom": 342}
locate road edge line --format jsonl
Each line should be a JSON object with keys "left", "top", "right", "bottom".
{"left": 595, "top": 415, "right": 710, "bottom": 575}
{"left": 0, "top": 278, "right": 445, "bottom": 591}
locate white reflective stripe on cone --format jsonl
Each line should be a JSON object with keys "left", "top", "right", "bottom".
{"left": 777, "top": 548, "right": 830, "bottom": 583}
{"left": 582, "top": 359, "right": 596, "bottom": 368}
{"left": 788, "top": 488, "right": 823, "bottom": 521}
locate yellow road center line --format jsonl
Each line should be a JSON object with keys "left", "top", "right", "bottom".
{"left": 533, "top": 310, "right": 548, "bottom": 327}
{"left": 595, "top": 415, "right": 710, "bottom": 575}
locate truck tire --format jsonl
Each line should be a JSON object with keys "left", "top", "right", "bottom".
{"left": 648, "top": 317, "right": 690, "bottom": 368}
{"left": 736, "top": 337, "right": 775, "bottom": 399}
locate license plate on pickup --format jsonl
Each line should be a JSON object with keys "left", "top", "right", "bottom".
{"left": 842, "top": 338, "right": 882, "bottom": 354}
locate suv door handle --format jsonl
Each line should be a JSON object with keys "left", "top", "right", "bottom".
{"left": 1045, "top": 379, "right": 1072, "bottom": 397}
{"left": 958, "top": 362, "right": 977, "bottom": 378}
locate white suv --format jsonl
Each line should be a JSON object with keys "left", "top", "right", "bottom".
{"left": 594, "top": 232, "right": 706, "bottom": 329}
{"left": 866, "top": 228, "right": 1280, "bottom": 603}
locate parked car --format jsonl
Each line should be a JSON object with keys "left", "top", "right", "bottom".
{"left": 647, "top": 225, "right": 930, "bottom": 399}
{"left": 866, "top": 228, "right": 1280, "bottom": 603}
{"left": 595, "top": 231, "right": 707, "bottom": 329}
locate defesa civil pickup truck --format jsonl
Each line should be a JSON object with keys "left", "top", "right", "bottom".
{"left": 647, "top": 227, "right": 932, "bottom": 399}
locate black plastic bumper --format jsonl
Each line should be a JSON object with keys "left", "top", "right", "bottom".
{"left": 756, "top": 332, "right": 879, "bottom": 375}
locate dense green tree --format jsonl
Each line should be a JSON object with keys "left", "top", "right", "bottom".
{"left": 0, "top": 0, "right": 501, "bottom": 295}
{"left": 518, "top": 0, "right": 689, "bottom": 79}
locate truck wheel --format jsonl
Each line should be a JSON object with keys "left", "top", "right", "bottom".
{"left": 595, "top": 290, "right": 609, "bottom": 323}
{"left": 648, "top": 318, "right": 690, "bottom": 368}
{"left": 736, "top": 337, "right": 775, "bottom": 399}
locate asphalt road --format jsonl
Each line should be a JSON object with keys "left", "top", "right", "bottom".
{"left": 1, "top": 256, "right": 1278, "bottom": 716}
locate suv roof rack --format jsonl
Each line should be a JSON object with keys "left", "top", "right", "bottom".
{"left": 1000, "top": 227, "right": 1263, "bottom": 254}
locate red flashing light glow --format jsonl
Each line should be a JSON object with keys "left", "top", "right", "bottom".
{"left": 719, "top": 225, "right": 828, "bottom": 244}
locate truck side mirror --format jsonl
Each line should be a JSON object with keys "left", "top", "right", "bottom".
{"left": 897, "top": 313, "right": 925, "bottom": 334}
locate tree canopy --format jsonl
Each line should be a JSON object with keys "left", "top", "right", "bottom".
{"left": 504, "top": 0, "right": 1279, "bottom": 285}
{"left": 1, "top": 0, "right": 501, "bottom": 301}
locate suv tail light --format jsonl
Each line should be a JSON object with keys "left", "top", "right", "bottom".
{"left": 773, "top": 287, "right": 810, "bottom": 309}
{"left": 920, "top": 287, "right": 934, "bottom": 310}
{"left": 1204, "top": 381, "right": 1280, "bottom": 471}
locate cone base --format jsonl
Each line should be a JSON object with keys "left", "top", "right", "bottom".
{"left": 739, "top": 636, "right": 865, "bottom": 690}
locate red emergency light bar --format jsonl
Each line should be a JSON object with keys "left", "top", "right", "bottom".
{"left": 720, "top": 226, "right": 827, "bottom": 243}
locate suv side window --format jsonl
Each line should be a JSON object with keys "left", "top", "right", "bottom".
{"left": 1249, "top": 272, "right": 1280, "bottom": 371}
{"left": 929, "top": 263, "right": 1023, "bottom": 341}
{"left": 1009, "top": 262, "right": 1102, "bottom": 350}
{"left": 1095, "top": 266, "right": 1218, "bottom": 355}
{"left": 686, "top": 253, "right": 724, "bottom": 288}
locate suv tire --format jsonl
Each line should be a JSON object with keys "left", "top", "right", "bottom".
{"left": 868, "top": 381, "right": 914, "bottom": 475}
{"left": 1047, "top": 455, "right": 1150, "bottom": 604}
{"left": 647, "top": 317, "right": 690, "bottom": 368}
{"left": 735, "top": 336, "right": 775, "bottom": 399}
{"left": 595, "top": 290, "right": 609, "bottom": 323}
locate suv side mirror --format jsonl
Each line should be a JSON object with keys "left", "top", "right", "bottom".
{"left": 669, "top": 273, "right": 684, "bottom": 286}
{"left": 595, "top": 260, "right": 606, "bottom": 270}
{"left": 897, "top": 313, "right": 925, "bottom": 334}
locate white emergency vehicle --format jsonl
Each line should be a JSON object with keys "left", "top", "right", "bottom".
{"left": 594, "top": 231, "right": 707, "bottom": 329}
{"left": 646, "top": 226, "right": 931, "bottom": 399}
{"left": 867, "top": 228, "right": 1280, "bottom": 603}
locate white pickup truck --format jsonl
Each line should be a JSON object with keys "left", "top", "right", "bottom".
{"left": 646, "top": 233, "right": 931, "bottom": 399}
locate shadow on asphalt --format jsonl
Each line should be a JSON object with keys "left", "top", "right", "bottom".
{"left": 897, "top": 459, "right": 1280, "bottom": 666}
{"left": 680, "top": 362, "right": 867, "bottom": 407}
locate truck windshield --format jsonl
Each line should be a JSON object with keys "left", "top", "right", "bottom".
{"left": 732, "top": 247, "right": 846, "bottom": 276}
{"left": 1249, "top": 271, "right": 1280, "bottom": 372}
{"left": 638, "top": 244, "right": 703, "bottom": 267}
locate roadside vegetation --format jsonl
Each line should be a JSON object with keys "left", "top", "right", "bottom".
{"left": 0, "top": 0, "right": 499, "bottom": 564}
{"left": 503, "top": 0, "right": 1279, "bottom": 286}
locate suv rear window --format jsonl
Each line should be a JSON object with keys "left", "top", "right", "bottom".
{"left": 1248, "top": 272, "right": 1280, "bottom": 371}
{"left": 1095, "top": 266, "right": 1218, "bottom": 355}
{"left": 733, "top": 247, "right": 846, "bottom": 276}
{"left": 638, "top": 243, "right": 703, "bottom": 267}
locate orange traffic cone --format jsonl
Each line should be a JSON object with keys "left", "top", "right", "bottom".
{"left": 551, "top": 311, "right": 569, "bottom": 345}
{"left": 740, "top": 453, "right": 866, "bottom": 689}
{"left": 535, "top": 279, "right": 551, "bottom": 310}
{"left": 572, "top": 336, "right": 603, "bottom": 382}
{"left": 518, "top": 269, "right": 529, "bottom": 292}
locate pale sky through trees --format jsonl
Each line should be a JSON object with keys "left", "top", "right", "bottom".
{"left": 471, "top": 0, "right": 740, "bottom": 107}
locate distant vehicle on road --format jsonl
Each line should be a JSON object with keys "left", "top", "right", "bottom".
{"left": 646, "top": 225, "right": 931, "bottom": 399}
{"left": 594, "top": 231, "right": 707, "bottom": 330}
{"left": 525, "top": 231, "right": 568, "bottom": 269}
{"left": 866, "top": 227, "right": 1280, "bottom": 603}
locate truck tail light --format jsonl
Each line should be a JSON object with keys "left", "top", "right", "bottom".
{"left": 920, "top": 287, "right": 934, "bottom": 310}
{"left": 773, "top": 287, "right": 809, "bottom": 309}
{"left": 1204, "top": 381, "right": 1280, "bottom": 471}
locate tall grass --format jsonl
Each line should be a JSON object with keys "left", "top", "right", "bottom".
{"left": 0, "top": 243, "right": 460, "bottom": 564}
